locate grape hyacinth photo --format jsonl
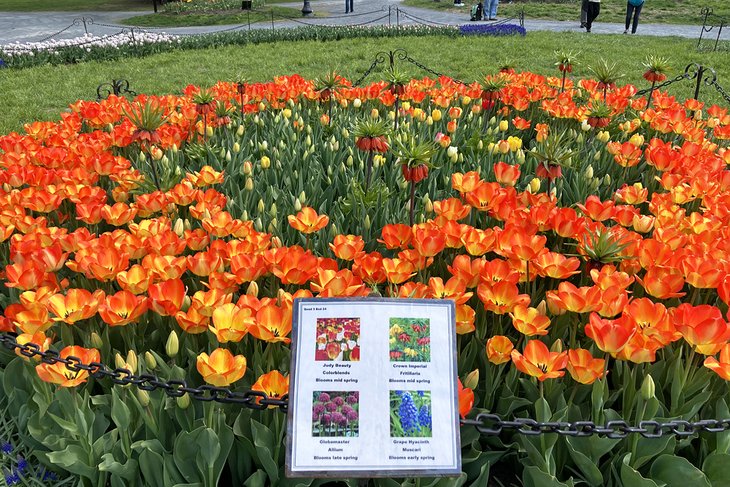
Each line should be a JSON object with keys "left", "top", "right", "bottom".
{"left": 311, "top": 391, "right": 359, "bottom": 437}
{"left": 390, "top": 391, "right": 432, "bottom": 438}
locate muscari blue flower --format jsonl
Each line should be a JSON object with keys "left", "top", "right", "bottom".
{"left": 418, "top": 404, "right": 432, "bottom": 430}
{"left": 4, "top": 469, "right": 20, "bottom": 486}
{"left": 0, "top": 442, "right": 12, "bottom": 454}
{"left": 398, "top": 391, "right": 420, "bottom": 435}
{"left": 16, "top": 456, "right": 27, "bottom": 473}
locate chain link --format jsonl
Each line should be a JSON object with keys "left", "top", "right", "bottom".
{"left": 464, "top": 413, "right": 730, "bottom": 439}
{"left": 0, "top": 333, "right": 288, "bottom": 411}
{"left": 634, "top": 72, "right": 695, "bottom": 97}
{"left": 709, "top": 79, "right": 730, "bottom": 104}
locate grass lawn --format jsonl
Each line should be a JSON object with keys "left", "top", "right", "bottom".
{"left": 1, "top": 31, "right": 728, "bottom": 134}
{"left": 122, "top": 6, "right": 319, "bottom": 27}
{"left": 0, "top": 0, "right": 150, "bottom": 11}
{"left": 403, "top": 0, "right": 730, "bottom": 25}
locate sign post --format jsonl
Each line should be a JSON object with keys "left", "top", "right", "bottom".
{"left": 286, "top": 298, "right": 461, "bottom": 478}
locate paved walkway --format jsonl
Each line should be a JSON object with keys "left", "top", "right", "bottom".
{"left": 0, "top": 0, "right": 715, "bottom": 45}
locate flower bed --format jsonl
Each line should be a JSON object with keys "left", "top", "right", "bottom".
{"left": 0, "top": 66, "right": 729, "bottom": 485}
{"left": 459, "top": 23, "right": 527, "bottom": 36}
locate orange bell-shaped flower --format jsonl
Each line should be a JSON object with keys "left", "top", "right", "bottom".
{"left": 196, "top": 348, "right": 247, "bottom": 387}
{"left": 704, "top": 343, "right": 730, "bottom": 380}
{"left": 36, "top": 346, "right": 100, "bottom": 387}
{"left": 585, "top": 312, "right": 636, "bottom": 355}
{"left": 287, "top": 207, "right": 329, "bottom": 234}
{"left": 672, "top": 303, "right": 730, "bottom": 355}
{"left": 252, "top": 370, "right": 290, "bottom": 408}
{"left": 511, "top": 340, "right": 568, "bottom": 381}
{"left": 486, "top": 335, "right": 514, "bottom": 364}
{"left": 98, "top": 290, "right": 149, "bottom": 327}
{"left": 566, "top": 348, "right": 606, "bottom": 384}
{"left": 209, "top": 302, "right": 255, "bottom": 343}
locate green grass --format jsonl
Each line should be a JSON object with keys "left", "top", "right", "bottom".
{"left": 1, "top": 32, "right": 728, "bottom": 134}
{"left": 0, "top": 0, "right": 150, "bottom": 11}
{"left": 122, "top": 6, "right": 319, "bottom": 27}
{"left": 403, "top": 0, "right": 730, "bottom": 25}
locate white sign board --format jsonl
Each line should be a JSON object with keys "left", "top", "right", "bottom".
{"left": 286, "top": 298, "right": 461, "bottom": 478}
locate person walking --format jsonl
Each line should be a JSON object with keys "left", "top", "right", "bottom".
{"left": 580, "top": 0, "right": 588, "bottom": 28}
{"left": 585, "top": 0, "right": 600, "bottom": 32}
{"left": 485, "top": 0, "right": 499, "bottom": 20}
{"left": 624, "top": 0, "right": 645, "bottom": 34}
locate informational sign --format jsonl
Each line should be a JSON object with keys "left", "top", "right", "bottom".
{"left": 286, "top": 298, "right": 461, "bottom": 478}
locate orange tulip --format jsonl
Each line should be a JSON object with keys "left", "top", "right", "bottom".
{"left": 456, "top": 303, "right": 476, "bottom": 334}
{"left": 486, "top": 335, "right": 514, "bottom": 364}
{"left": 230, "top": 253, "right": 269, "bottom": 283}
{"left": 47, "top": 289, "right": 104, "bottom": 324}
{"left": 36, "top": 346, "right": 100, "bottom": 387}
{"left": 288, "top": 207, "right": 329, "bottom": 234}
{"left": 143, "top": 254, "right": 187, "bottom": 281}
{"left": 191, "top": 289, "right": 233, "bottom": 318}
{"left": 623, "top": 298, "right": 679, "bottom": 347}
{"left": 15, "top": 331, "right": 52, "bottom": 360}
{"left": 196, "top": 348, "right": 247, "bottom": 387}
{"left": 477, "top": 280, "right": 530, "bottom": 315}
{"left": 352, "top": 251, "right": 387, "bottom": 285}
{"left": 412, "top": 225, "right": 446, "bottom": 257}
{"left": 671, "top": 303, "right": 730, "bottom": 355}
{"left": 533, "top": 252, "right": 581, "bottom": 279}
{"left": 175, "top": 303, "right": 210, "bottom": 334}
{"left": 382, "top": 258, "right": 416, "bottom": 285}
{"left": 310, "top": 268, "right": 368, "bottom": 298}
{"left": 329, "top": 234, "right": 365, "bottom": 261}
{"left": 451, "top": 171, "right": 482, "bottom": 194}
{"left": 5, "top": 261, "right": 48, "bottom": 290}
{"left": 493, "top": 162, "right": 521, "bottom": 187}
{"left": 458, "top": 378, "right": 474, "bottom": 419}
{"left": 4, "top": 302, "right": 52, "bottom": 334}
{"left": 251, "top": 370, "right": 290, "bottom": 407}
{"left": 585, "top": 312, "right": 636, "bottom": 355}
{"left": 428, "top": 277, "right": 472, "bottom": 304}
{"left": 510, "top": 305, "right": 551, "bottom": 336}
{"left": 511, "top": 340, "right": 568, "bottom": 381}
{"left": 704, "top": 343, "right": 730, "bottom": 380}
{"left": 545, "top": 282, "right": 602, "bottom": 314}
{"left": 186, "top": 250, "right": 225, "bottom": 277}
{"left": 576, "top": 195, "right": 614, "bottom": 222}
{"left": 147, "top": 278, "right": 186, "bottom": 316}
{"left": 378, "top": 223, "right": 413, "bottom": 249}
{"left": 460, "top": 227, "right": 496, "bottom": 256}
{"left": 98, "top": 290, "right": 149, "bottom": 327}
{"left": 209, "top": 303, "right": 255, "bottom": 343}
{"left": 249, "top": 304, "right": 292, "bottom": 343}
{"left": 116, "top": 264, "right": 153, "bottom": 295}
{"left": 636, "top": 266, "right": 685, "bottom": 299}
{"left": 433, "top": 198, "right": 471, "bottom": 221}
{"left": 566, "top": 349, "right": 606, "bottom": 384}
{"left": 447, "top": 255, "right": 485, "bottom": 289}
{"left": 272, "top": 248, "right": 319, "bottom": 285}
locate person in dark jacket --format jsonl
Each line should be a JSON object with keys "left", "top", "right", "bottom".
{"left": 624, "top": 0, "right": 645, "bottom": 34}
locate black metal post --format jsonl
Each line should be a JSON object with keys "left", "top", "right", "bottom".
{"left": 82, "top": 17, "right": 88, "bottom": 34}
{"left": 388, "top": 6, "right": 392, "bottom": 27}
{"left": 694, "top": 65, "right": 705, "bottom": 101}
{"left": 153, "top": 0, "right": 158, "bottom": 13}
{"left": 396, "top": 7, "right": 400, "bottom": 27}
{"left": 698, "top": 8, "right": 711, "bottom": 49}
{"left": 716, "top": 21, "right": 724, "bottom": 52}
{"left": 271, "top": 10, "right": 275, "bottom": 31}
{"left": 302, "top": 0, "right": 313, "bottom": 16}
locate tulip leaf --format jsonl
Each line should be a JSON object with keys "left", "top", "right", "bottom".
{"left": 99, "top": 452, "right": 139, "bottom": 481}
{"left": 564, "top": 439, "right": 604, "bottom": 486}
{"left": 620, "top": 453, "right": 663, "bottom": 487}
{"left": 703, "top": 453, "right": 730, "bottom": 487}
{"left": 251, "top": 418, "right": 279, "bottom": 483}
{"left": 138, "top": 447, "right": 167, "bottom": 486}
{"left": 111, "top": 387, "right": 132, "bottom": 432}
{"left": 243, "top": 470, "right": 267, "bottom": 487}
{"left": 522, "top": 465, "right": 573, "bottom": 487}
{"left": 173, "top": 428, "right": 206, "bottom": 483}
{"left": 46, "top": 444, "right": 98, "bottom": 479}
{"left": 630, "top": 435, "right": 675, "bottom": 470}
{"left": 648, "top": 454, "right": 711, "bottom": 487}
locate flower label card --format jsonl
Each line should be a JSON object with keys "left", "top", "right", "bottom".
{"left": 286, "top": 298, "right": 461, "bottom": 478}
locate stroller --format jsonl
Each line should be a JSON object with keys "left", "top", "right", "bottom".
{"left": 470, "top": 2, "right": 483, "bottom": 21}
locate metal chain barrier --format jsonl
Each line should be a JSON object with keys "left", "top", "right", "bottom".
{"left": 0, "top": 333, "right": 288, "bottom": 411}
{"left": 5, "top": 332, "right": 730, "bottom": 438}
{"left": 353, "top": 48, "right": 468, "bottom": 87}
{"left": 461, "top": 414, "right": 730, "bottom": 439}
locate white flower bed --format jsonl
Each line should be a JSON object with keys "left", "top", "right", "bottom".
{"left": 1, "top": 31, "right": 181, "bottom": 56}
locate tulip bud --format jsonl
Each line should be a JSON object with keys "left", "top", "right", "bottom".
{"left": 426, "top": 116, "right": 433, "bottom": 126}
{"left": 165, "top": 331, "right": 179, "bottom": 358}
{"left": 225, "top": 150, "right": 232, "bottom": 163}
{"left": 90, "top": 332, "right": 104, "bottom": 349}
{"left": 126, "top": 350, "right": 138, "bottom": 374}
{"left": 247, "top": 281, "right": 259, "bottom": 297}
{"left": 260, "top": 155, "right": 271, "bottom": 169}
{"left": 529, "top": 178, "right": 541, "bottom": 193}
{"left": 581, "top": 120, "right": 591, "bottom": 131}
{"left": 232, "top": 141, "right": 241, "bottom": 153}
{"left": 176, "top": 393, "right": 190, "bottom": 409}
{"left": 268, "top": 218, "right": 277, "bottom": 233}
{"left": 173, "top": 218, "right": 184, "bottom": 237}
{"left": 536, "top": 300, "right": 547, "bottom": 315}
{"left": 353, "top": 98, "right": 362, "bottom": 108}
{"left": 603, "top": 174, "right": 611, "bottom": 186}
{"left": 431, "top": 109, "right": 442, "bottom": 122}
{"left": 464, "top": 368, "right": 479, "bottom": 390}
{"left": 294, "top": 198, "right": 302, "bottom": 212}
{"left": 245, "top": 177, "right": 254, "bottom": 191}
{"left": 236, "top": 125, "right": 245, "bottom": 137}
{"left": 206, "top": 125, "right": 214, "bottom": 138}
{"left": 144, "top": 351, "right": 157, "bottom": 370}
{"left": 181, "top": 295, "right": 191, "bottom": 312}
{"left": 424, "top": 196, "right": 433, "bottom": 213}
{"left": 139, "top": 151, "right": 147, "bottom": 162}
{"left": 114, "top": 353, "right": 126, "bottom": 370}
{"left": 594, "top": 151, "right": 602, "bottom": 161}
{"left": 272, "top": 236, "right": 282, "bottom": 248}
{"left": 364, "top": 214, "right": 371, "bottom": 231}
{"left": 499, "top": 120, "right": 509, "bottom": 132}
{"left": 371, "top": 108, "right": 379, "bottom": 119}
{"left": 641, "top": 374, "right": 655, "bottom": 400}
{"left": 584, "top": 165, "right": 594, "bottom": 179}
{"left": 254, "top": 217, "right": 262, "bottom": 232}
{"left": 551, "top": 339, "right": 564, "bottom": 353}
{"left": 137, "top": 389, "right": 150, "bottom": 407}
{"left": 629, "top": 133, "right": 644, "bottom": 147}
{"left": 269, "top": 203, "right": 277, "bottom": 218}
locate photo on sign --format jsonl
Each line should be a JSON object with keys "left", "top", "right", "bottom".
{"left": 390, "top": 390, "right": 432, "bottom": 438}
{"left": 389, "top": 318, "right": 430, "bottom": 362}
{"left": 312, "top": 391, "right": 359, "bottom": 437}
{"left": 315, "top": 317, "right": 360, "bottom": 361}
